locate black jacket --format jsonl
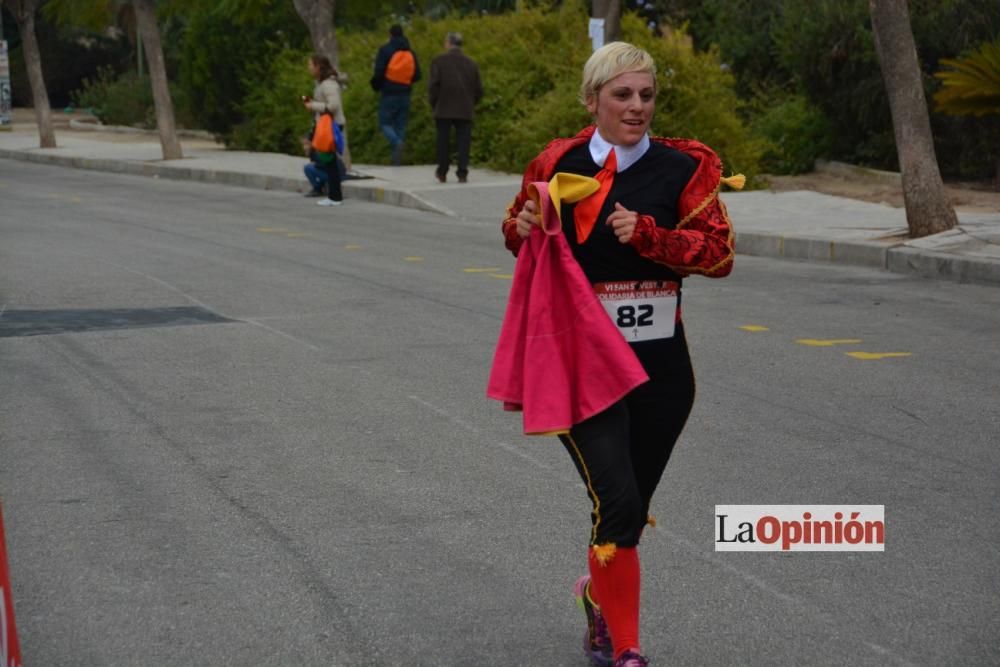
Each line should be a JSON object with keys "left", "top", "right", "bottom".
{"left": 429, "top": 47, "right": 482, "bottom": 120}
{"left": 370, "top": 36, "right": 422, "bottom": 96}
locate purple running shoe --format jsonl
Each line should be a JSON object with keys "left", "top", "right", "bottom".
{"left": 574, "top": 575, "right": 613, "bottom": 666}
{"left": 612, "top": 650, "right": 649, "bottom": 667}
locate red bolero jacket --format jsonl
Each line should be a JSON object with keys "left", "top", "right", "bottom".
{"left": 501, "top": 125, "right": 739, "bottom": 278}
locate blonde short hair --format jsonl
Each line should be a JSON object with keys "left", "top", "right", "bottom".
{"left": 579, "top": 42, "right": 657, "bottom": 105}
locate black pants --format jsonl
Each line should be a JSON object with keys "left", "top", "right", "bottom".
{"left": 558, "top": 324, "right": 696, "bottom": 548}
{"left": 321, "top": 158, "right": 343, "bottom": 201}
{"left": 435, "top": 118, "right": 472, "bottom": 179}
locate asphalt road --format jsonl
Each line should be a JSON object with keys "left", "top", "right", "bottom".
{"left": 1, "top": 160, "right": 998, "bottom": 666}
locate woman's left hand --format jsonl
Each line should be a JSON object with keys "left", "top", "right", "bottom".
{"left": 606, "top": 202, "right": 638, "bottom": 244}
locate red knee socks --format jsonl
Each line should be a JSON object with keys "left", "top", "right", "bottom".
{"left": 587, "top": 545, "right": 640, "bottom": 659}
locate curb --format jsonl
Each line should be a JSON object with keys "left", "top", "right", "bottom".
{"left": 67, "top": 118, "right": 216, "bottom": 140}
{"left": 346, "top": 183, "right": 455, "bottom": 217}
{"left": 886, "top": 247, "right": 1000, "bottom": 286}
{"left": 735, "top": 232, "right": 893, "bottom": 270}
{"left": 3, "top": 147, "right": 998, "bottom": 287}
{"left": 814, "top": 159, "right": 902, "bottom": 186}
{"left": 0, "top": 147, "right": 451, "bottom": 216}
{"left": 735, "top": 230, "right": 1000, "bottom": 286}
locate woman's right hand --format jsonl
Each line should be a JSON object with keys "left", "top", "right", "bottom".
{"left": 515, "top": 199, "right": 540, "bottom": 239}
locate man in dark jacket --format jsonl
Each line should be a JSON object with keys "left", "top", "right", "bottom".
{"left": 428, "top": 32, "right": 483, "bottom": 183}
{"left": 370, "top": 24, "right": 421, "bottom": 165}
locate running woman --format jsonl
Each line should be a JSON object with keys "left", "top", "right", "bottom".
{"left": 498, "top": 41, "right": 740, "bottom": 667}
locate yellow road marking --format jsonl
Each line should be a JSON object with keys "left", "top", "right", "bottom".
{"left": 796, "top": 338, "right": 863, "bottom": 347}
{"left": 285, "top": 233, "right": 310, "bottom": 238}
{"left": 344, "top": 244, "right": 362, "bottom": 250}
{"left": 70, "top": 196, "right": 82, "bottom": 203}
{"left": 257, "top": 227, "right": 289, "bottom": 233}
{"left": 846, "top": 352, "right": 912, "bottom": 360}
{"left": 404, "top": 256, "right": 424, "bottom": 262}
{"left": 490, "top": 273, "right": 513, "bottom": 279}
{"left": 463, "top": 267, "right": 501, "bottom": 273}
{"left": 739, "top": 325, "right": 770, "bottom": 332}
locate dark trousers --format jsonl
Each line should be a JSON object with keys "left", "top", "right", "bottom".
{"left": 324, "top": 159, "right": 343, "bottom": 201}
{"left": 305, "top": 118, "right": 345, "bottom": 196}
{"left": 378, "top": 95, "right": 410, "bottom": 148}
{"left": 558, "top": 324, "right": 696, "bottom": 548}
{"left": 435, "top": 118, "right": 472, "bottom": 179}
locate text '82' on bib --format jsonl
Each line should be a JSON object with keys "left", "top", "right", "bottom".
{"left": 593, "top": 280, "right": 679, "bottom": 342}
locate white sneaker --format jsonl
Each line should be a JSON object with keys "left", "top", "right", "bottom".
{"left": 317, "top": 198, "right": 343, "bottom": 207}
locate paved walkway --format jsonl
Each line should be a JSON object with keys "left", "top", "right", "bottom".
{"left": 2, "top": 121, "right": 998, "bottom": 286}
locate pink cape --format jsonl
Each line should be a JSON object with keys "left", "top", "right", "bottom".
{"left": 486, "top": 177, "right": 649, "bottom": 435}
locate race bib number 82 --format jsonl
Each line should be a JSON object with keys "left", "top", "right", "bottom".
{"left": 594, "top": 281, "right": 679, "bottom": 342}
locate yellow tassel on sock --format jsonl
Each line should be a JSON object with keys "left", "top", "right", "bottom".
{"left": 646, "top": 515, "right": 657, "bottom": 528}
{"left": 592, "top": 543, "right": 617, "bottom": 566}
{"left": 584, "top": 581, "right": 601, "bottom": 610}
{"left": 721, "top": 173, "right": 746, "bottom": 190}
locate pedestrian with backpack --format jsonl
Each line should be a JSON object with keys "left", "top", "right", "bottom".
{"left": 303, "top": 54, "right": 346, "bottom": 206}
{"left": 370, "top": 24, "right": 421, "bottom": 166}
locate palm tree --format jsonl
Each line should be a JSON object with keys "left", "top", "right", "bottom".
{"left": 3, "top": 0, "right": 56, "bottom": 147}
{"left": 934, "top": 39, "right": 1000, "bottom": 187}
{"left": 46, "top": 0, "right": 181, "bottom": 159}
{"left": 869, "top": 0, "right": 957, "bottom": 238}
{"left": 132, "top": 0, "right": 180, "bottom": 158}
{"left": 935, "top": 39, "right": 1000, "bottom": 116}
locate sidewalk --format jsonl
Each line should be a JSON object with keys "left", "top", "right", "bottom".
{"left": 2, "top": 120, "right": 998, "bottom": 287}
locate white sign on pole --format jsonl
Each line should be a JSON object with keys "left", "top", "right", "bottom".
{"left": 0, "top": 40, "right": 12, "bottom": 131}
{"left": 588, "top": 18, "right": 605, "bottom": 52}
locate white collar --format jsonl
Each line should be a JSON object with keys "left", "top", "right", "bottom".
{"left": 589, "top": 129, "right": 650, "bottom": 173}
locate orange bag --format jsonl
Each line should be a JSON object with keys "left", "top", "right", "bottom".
{"left": 385, "top": 50, "right": 416, "bottom": 85}
{"left": 311, "top": 114, "right": 336, "bottom": 153}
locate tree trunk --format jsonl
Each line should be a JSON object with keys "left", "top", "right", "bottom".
{"left": 603, "top": 0, "right": 621, "bottom": 44}
{"left": 6, "top": 0, "right": 55, "bottom": 147}
{"left": 133, "top": 0, "right": 182, "bottom": 160}
{"left": 869, "top": 0, "right": 957, "bottom": 238}
{"left": 292, "top": 0, "right": 339, "bottom": 69}
{"left": 592, "top": 0, "right": 621, "bottom": 45}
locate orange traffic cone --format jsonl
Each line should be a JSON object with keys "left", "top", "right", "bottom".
{"left": 0, "top": 501, "right": 22, "bottom": 667}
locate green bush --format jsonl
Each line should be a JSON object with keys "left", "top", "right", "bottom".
{"left": 334, "top": 3, "right": 597, "bottom": 172}
{"left": 662, "top": 0, "right": 788, "bottom": 98}
{"left": 230, "top": 47, "right": 316, "bottom": 156}
{"left": 5, "top": 10, "right": 133, "bottom": 109}
{"left": 177, "top": 1, "right": 307, "bottom": 139}
{"left": 227, "top": 1, "right": 761, "bottom": 182}
{"left": 658, "top": 0, "right": 1000, "bottom": 181}
{"left": 74, "top": 66, "right": 155, "bottom": 127}
{"left": 622, "top": 14, "right": 764, "bottom": 180}
{"left": 750, "top": 93, "right": 832, "bottom": 174}
{"left": 767, "top": 0, "right": 998, "bottom": 178}
{"left": 72, "top": 66, "right": 194, "bottom": 130}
